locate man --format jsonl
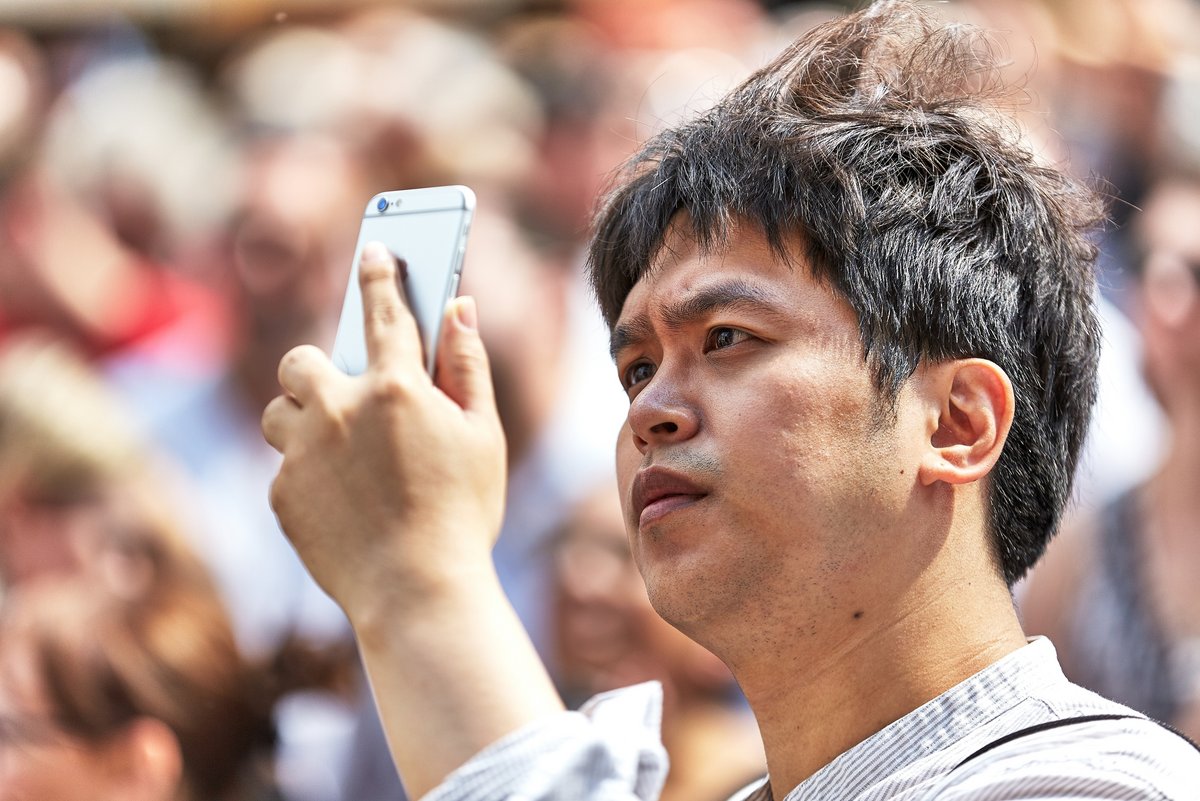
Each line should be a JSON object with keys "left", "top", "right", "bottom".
{"left": 262, "top": 2, "right": 1200, "bottom": 799}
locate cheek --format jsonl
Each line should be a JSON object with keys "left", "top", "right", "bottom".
{"left": 728, "top": 362, "right": 895, "bottom": 529}
{"left": 732, "top": 372, "right": 848, "bottom": 479}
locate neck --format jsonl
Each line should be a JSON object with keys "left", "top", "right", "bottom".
{"left": 723, "top": 548, "right": 1025, "bottom": 797}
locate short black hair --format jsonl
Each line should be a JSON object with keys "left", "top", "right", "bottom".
{"left": 587, "top": 0, "right": 1103, "bottom": 587}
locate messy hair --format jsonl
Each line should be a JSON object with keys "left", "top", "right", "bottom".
{"left": 587, "top": 0, "right": 1103, "bottom": 586}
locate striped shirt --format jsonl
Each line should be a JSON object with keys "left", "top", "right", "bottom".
{"left": 426, "top": 638, "right": 1199, "bottom": 801}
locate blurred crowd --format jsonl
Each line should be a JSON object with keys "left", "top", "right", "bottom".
{"left": 0, "top": 1, "right": 1197, "bottom": 799}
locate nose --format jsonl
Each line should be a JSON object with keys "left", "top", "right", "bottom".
{"left": 626, "top": 373, "right": 700, "bottom": 454}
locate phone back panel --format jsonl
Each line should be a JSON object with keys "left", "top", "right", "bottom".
{"left": 332, "top": 186, "right": 474, "bottom": 375}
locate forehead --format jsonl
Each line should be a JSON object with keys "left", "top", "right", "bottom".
{"left": 614, "top": 220, "right": 839, "bottom": 334}
{"left": 1140, "top": 180, "right": 1200, "bottom": 258}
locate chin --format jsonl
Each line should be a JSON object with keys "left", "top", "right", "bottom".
{"left": 642, "top": 567, "right": 718, "bottom": 643}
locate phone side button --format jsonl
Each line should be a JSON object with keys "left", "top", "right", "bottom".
{"left": 447, "top": 273, "right": 461, "bottom": 299}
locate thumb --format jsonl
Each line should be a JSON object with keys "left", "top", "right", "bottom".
{"left": 436, "top": 296, "right": 498, "bottom": 414}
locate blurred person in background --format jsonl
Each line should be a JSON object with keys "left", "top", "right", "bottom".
{"left": 1021, "top": 163, "right": 1200, "bottom": 742}
{"left": 333, "top": 7, "right": 544, "bottom": 194}
{"left": 0, "top": 24, "right": 369, "bottom": 798}
{"left": 0, "top": 51, "right": 231, "bottom": 371}
{"left": 0, "top": 341, "right": 284, "bottom": 797}
{"left": 552, "top": 478, "right": 765, "bottom": 801}
{"left": 0, "top": 571, "right": 282, "bottom": 801}
{"left": 0, "top": 334, "right": 200, "bottom": 594}
{"left": 0, "top": 334, "right": 347, "bottom": 799}
{"left": 0, "top": 334, "right": 273, "bottom": 798}
{"left": 38, "top": 55, "right": 242, "bottom": 282}
{"left": 109, "top": 129, "right": 370, "bottom": 801}
{"left": 462, "top": 196, "right": 623, "bottom": 653}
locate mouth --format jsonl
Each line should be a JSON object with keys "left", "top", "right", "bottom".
{"left": 631, "top": 466, "right": 709, "bottom": 529}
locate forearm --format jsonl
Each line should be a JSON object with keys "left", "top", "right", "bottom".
{"left": 263, "top": 256, "right": 581, "bottom": 797}
{"left": 352, "top": 561, "right": 566, "bottom": 800}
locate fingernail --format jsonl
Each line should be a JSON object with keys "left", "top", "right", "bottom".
{"left": 455, "top": 296, "right": 478, "bottom": 331}
{"left": 362, "top": 241, "right": 390, "bottom": 264}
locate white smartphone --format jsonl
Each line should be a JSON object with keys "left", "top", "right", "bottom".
{"left": 331, "top": 186, "right": 475, "bottom": 375}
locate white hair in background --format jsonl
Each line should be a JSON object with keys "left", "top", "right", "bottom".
{"left": 39, "top": 56, "right": 241, "bottom": 256}
{"left": 226, "top": 11, "right": 544, "bottom": 187}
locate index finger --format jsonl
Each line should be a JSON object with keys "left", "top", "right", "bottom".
{"left": 359, "top": 241, "right": 422, "bottom": 369}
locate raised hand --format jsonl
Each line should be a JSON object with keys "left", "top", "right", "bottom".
{"left": 262, "top": 241, "right": 561, "bottom": 799}
{"left": 262, "top": 241, "right": 507, "bottom": 626}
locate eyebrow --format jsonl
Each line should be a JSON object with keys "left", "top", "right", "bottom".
{"left": 609, "top": 278, "right": 789, "bottom": 360}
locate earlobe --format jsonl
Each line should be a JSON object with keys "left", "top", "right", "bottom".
{"left": 917, "top": 359, "right": 1014, "bottom": 487}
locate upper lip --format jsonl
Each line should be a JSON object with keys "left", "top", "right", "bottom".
{"left": 631, "top": 466, "right": 709, "bottom": 520}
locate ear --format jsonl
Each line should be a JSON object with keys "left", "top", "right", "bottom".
{"left": 917, "top": 359, "right": 1014, "bottom": 487}
{"left": 106, "top": 717, "right": 183, "bottom": 801}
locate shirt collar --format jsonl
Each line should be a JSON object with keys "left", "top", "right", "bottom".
{"left": 742, "top": 637, "right": 1066, "bottom": 801}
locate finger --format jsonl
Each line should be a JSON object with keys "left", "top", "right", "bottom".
{"left": 435, "top": 296, "right": 499, "bottom": 415}
{"left": 262, "top": 393, "right": 302, "bottom": 453}
{"left": 359, "top": 241, "right": 422, "bottom": 370}
{"left": 278, "top": 344, "right": 342, "bottom": 405}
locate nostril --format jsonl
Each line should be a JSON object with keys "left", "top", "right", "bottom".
{"left": 652, "top": 421, "right": 678, "bottom": 434}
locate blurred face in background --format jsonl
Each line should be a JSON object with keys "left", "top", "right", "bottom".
{"left": 1135, "top": 178, "right": 1200, "bottom": 407}
{"left": 0, "top": 489, "right": 110, "bottom": 587}
{"left": 552, "top": 481, "right": 731, "bottom": 703}
{"left": 230, "top": 133, "right": 368, "bottom": 349}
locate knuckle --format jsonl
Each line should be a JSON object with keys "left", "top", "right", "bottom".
{"left": 369, "top": 371, "right": 413, "bottom": 403}
{"left": 288, "top": 343, "right": 322, "bottom": 365}
{"left": 452, "top": 342, "right": 488, "bottom": 375}
{"left": 279, "top": 345, "right": 309, "bottom": 373}
{"left": 261, "top": 410, "right": 276, "bottom": 439}
{"left": 278, "top": 345, "right": 322, "bottom": 388}
{"left": 261, "top": 398, "right": 285, "bottom": 439}
{"left": 314, "top": 399, "right": 352, "bottom": 444}
{"left": 268, "top": 473, "right": 288, "bottom": 515}
{"left": 366, "top": 300, "right": 401, "bottom": 329}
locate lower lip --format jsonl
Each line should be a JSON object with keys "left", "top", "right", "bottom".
{"left": 639, "top": 494, "right": 706, "bottom": 528}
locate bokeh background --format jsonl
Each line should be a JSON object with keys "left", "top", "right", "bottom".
{"left": 1, "top": 1, "right": 1198, "bottom": 800}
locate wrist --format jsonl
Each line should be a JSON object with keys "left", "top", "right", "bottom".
{"left": 349, "top": 555, "right": 503, "bottom": 650}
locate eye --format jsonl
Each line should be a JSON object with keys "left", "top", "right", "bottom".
{"left": 704, "top": 326, "right": 751, "bottom": 352}
{"left": 621, "top": 360, "right": 656, "bottom": 393}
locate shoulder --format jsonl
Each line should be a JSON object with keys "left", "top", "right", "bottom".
{"left": 932, "top": 716, "right": 1199, "bottom": 800}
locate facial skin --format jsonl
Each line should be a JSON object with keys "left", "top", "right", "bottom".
{"left": 612, "top": 219, "right": 940, "bottom": 658}
{"left": 1135, "top": 179, "right": 1200, "bottom": 406}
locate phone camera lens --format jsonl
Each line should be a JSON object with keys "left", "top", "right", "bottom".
{"left": 376, "top": 198, "right": 388, "bottom": 212}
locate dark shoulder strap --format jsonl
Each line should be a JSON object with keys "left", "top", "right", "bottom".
{"left": 953, "top": 713, "right": 1200, "bottom": 770}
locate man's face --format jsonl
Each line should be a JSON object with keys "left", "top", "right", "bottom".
{"left": 611, "top": 221, "right": 924, "bottom": 647}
